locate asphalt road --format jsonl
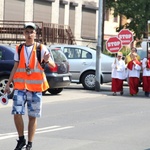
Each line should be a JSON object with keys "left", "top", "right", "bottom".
{"left": 0, "top": 83, "right": 150, "bottom": 150}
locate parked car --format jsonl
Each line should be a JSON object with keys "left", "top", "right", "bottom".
{"left": 0, "top": 45, "right": 14, "bottom": 98}
{"left": 49, "top": 44, "right": 114, "bottom": 90}
{"left": 0, "top": 44, "right": 71, "bottom": 98}
{"left": 136, "top": 47, "right": 147, "bottom": 60}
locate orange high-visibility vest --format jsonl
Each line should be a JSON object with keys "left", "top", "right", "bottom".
{"left": 13, "top": 43, "right": 49, "bottom": 92}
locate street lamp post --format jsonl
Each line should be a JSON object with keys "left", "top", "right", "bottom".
{"left": 95, "top": 0, "right": 104, "bottom": 91}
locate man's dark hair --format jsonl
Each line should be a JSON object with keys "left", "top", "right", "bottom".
{"left": 131, "top": 47, "right": 137, "bottom": 52}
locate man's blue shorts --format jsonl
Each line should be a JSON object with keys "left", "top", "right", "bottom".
{"left": 12, "top": 90, "right": 42, "bottom": 118}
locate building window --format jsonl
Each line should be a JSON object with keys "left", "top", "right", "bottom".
{"left": 59, "top": 4, "right": 65, "bottom": 25}
{"left": 69, "top": 6, "right": 75, "bottom": 34}
{"left": 104, "top": 9, "right": 109, "bottom": 21}
{"left": 81, "top": 7, "right": 96, "bottom": 39}
{"left": 4, "top": 0, "right": 24, "bottom": 21}
{"left": 33, "top": 0, "right": 52, "bottom": 23}
{"left": 114, "top": 16, "right": 118, "bottom": 22}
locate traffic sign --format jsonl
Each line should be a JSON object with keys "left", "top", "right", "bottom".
{"left": 106, "top": 37, "right": 122, "bottom": 53}
{"left": 118, "top": 29, "right": 133, "bottom": 45}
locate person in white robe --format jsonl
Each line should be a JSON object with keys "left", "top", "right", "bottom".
{"left": 111, "top": 52, "right": 126, "bottom": 96}
{"left": 142, "top": 50, "right": 150, "bottom": 97}
{"left": 127, "top": 52, "right": 141, "bottom": 96}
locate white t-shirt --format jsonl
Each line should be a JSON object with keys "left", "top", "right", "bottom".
{"left": 14, "top": 44, "right": 50, "bottom": 65}
{"left": 142, "top": 58, "right": 150, "bottom": 76}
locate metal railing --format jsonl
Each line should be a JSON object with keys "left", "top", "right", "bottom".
{"left": 0, "top": 20, "right": 76, "bottom": 44}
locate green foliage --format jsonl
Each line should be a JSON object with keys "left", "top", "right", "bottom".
{"left": 120, "top": 46, "right": 131, "bottom": 56}
{"left": 105, "top": 0, "right": 150, "bottom": 39}
{"left": 103, "top": 46, "right": 131, "bottom": 57}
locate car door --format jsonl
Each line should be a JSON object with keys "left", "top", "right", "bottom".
{"left": 0, "top": 45, "right": 14, "bottom": 73}
{"left": 63, "top": 47, "right": 93, "bottom": 82}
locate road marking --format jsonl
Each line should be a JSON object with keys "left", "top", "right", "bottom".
{"left": 0, "top": 125, "right": 74, "bottom": 140}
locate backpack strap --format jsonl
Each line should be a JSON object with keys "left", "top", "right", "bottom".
{"left": 36, "top": 42, "right": 46, "bottom": 69}
{"left": 18, "top": 43, "right": 25, "bottom": 60}
{"left": 36, "top": 42, "right": 41, "bottom": 63}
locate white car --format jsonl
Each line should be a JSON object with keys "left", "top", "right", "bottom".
{"left": 136, "top": 47, "right": 147, "bottom": 60}
{"left": 49, "top": 45, "right": 114, "bottom": 90}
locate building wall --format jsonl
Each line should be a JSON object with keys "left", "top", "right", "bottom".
{"left": 25, "top": 0, "right": 33, "bottom": 21}
{"left": 104, "top": 8, "right": 120, "bottom": 39}
{"left": 0, "top": 0, "right": 4, "bottom": 20}
{"left": 0, "top": 0, "right": 119, "bottom": 48}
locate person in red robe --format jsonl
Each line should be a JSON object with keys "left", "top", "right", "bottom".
{"left": 111, "top": 52, "right": 126, "bottom": 96}
{"left": 142, "top": 50, "right": 150, "bottom": 97}
{"left": 127, "top": 52, "right": 141, "bottom": 96}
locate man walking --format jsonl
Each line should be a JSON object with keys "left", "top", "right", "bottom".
{"left": 4, "top": 22, "right": 55, "bottom": 150}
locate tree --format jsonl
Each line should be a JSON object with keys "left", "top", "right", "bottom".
{"left": 105, "top": 0, "right": 150, "bottom": 40}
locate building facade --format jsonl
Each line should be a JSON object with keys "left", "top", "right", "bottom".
{"left": 0, "top": 0, "right": 120, "bottom": 47}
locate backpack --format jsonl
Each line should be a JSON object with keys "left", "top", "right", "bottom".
{"left": 18, "top": 43, "right": 46, "bottom": 68}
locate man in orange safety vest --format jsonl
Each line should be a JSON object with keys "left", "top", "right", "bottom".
{"left": 4, "top": 22, "right": 56, "bottom": 150}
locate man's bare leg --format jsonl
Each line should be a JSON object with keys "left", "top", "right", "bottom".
{"left": 14, "top": 114, "right": 26, "bottom": 150}
{"left": 27, "top": 116, "right": 37, "bottom": 148}
{"left": 14, "top": 114, "right": 24, "bottom": 136}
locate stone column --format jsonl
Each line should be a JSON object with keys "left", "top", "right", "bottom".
{"left": 74, "top": 0, "right": 82, "bottom": 44}
{"left": 64, "top": 0, "right": 70, "bottom": 25}
{"left": 0, "top": 0, "right": 4, "bottom": 20}
{"left": 24, "top": 0, "right": 34, "bottom": 21}
{"left": 51, "top": 0, "right": 59, "bottom": 24}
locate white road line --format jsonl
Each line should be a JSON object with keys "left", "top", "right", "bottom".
{"left": 0, "top": 125, "right": 74, "bottom": 140}
{"left": 35, "top": 126, "right": 74, "bottom": 134}
{"left": 36, "top": 126, "right": 61, "bottom": 131}
{"left": 0, "top": 126, "right": 59, "bottom": 136}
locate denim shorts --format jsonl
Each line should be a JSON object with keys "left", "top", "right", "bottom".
{"left": 12, "top": 90, "right": 42, "bottom": 117}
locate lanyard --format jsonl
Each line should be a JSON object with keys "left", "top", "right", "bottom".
{"left": 25, "top": 45, "right": 34, "bottom": 66}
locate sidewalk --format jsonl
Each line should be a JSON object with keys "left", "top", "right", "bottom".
{"left": 0, "top": 83, "right": 146, "bottom": 109}
{"left": 66, "top": 82, "right": 145, "bottom": 97}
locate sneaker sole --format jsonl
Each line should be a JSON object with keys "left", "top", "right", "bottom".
{"left": 15, "top": 145, "right": 26, "bottom": 150}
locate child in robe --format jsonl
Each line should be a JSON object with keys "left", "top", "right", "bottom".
{"left": 142, "top": 50, "right": 150, "bottom": 97}
{"left": 127, "top": 52, "right": 141, "bottom": 96}
{"left": 111, "top": 52, "right": 126, "bottom": 96}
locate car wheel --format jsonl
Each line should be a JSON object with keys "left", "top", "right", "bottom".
{"left": 47, "top": 88, "right": 63, "bottom": 95}
{"left": 81, "top": 71, "right": 95, "bottom": 90}
{"left": 0, "top": 76, "right": 14, "bottom": 98}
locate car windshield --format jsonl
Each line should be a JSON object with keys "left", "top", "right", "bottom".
{"left": 137, "top": 48, "right": 147, "bottom": 60}
{"left": 48, "top": 48, "right": 67, "bottom": 62}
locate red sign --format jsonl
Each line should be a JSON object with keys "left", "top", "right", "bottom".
{"left": 118, "top": 29, "right": 133, "bottom": 45}
{"left": 106, "top": 37, "right": 122, "bottom": 53}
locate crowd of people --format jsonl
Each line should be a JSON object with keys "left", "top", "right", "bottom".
{"left": 111, "top": 47, "right": 150, "bottom": 97}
